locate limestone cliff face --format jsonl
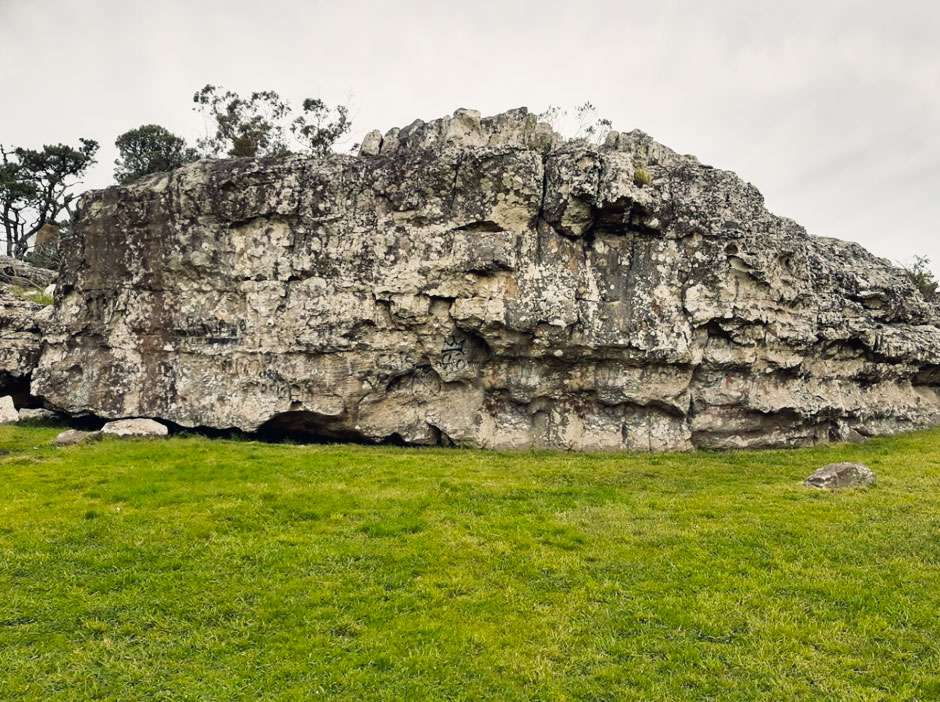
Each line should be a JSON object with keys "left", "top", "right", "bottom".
{"left": 31, "top": 108, "right": 940, "bottom": 450}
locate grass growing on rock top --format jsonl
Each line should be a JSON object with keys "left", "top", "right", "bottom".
{"left": 2, "top": 422, "right": 940, "bottom": 701}
{"left": 8, "top": 285, "right": 53, "bottom": 306}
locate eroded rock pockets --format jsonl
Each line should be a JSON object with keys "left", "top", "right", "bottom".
{"left": 29, "top": 107, "right": 940, "bottom": 451}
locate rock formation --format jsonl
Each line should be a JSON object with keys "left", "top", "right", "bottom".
{"left": 30, "top": 108, "right": 940, "bottom": 450}
{"left": 0, "top": 255, "right": 55, "bottom": 289}
{"left": 0, "top": 256, "right": 53, "bottom": 405}
{"left": 0, "top": 291, "right": 45, "bottom": 400}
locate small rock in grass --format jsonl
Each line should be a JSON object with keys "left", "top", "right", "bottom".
{"left": 804, "top": 462, "right": 876, "bottom": 490}
{"left": 101, "top": 418, "right": 169, "bottom": 438}
{"left": 0, "top": 395, "right": 18, "bottom": 425}
{"left": 18, "top": 408, "right": 57, "bottom": 421}
{"left": 52, "top": 429, "right": 103, "bottom": 446}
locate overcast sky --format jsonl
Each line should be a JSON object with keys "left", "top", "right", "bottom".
{"left": 3, "top": 0, "right": 938, "bottom": 272}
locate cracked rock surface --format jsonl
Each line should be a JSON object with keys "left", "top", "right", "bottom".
{"left": 32, "top": 108, "right": 940, "bottom": 450}
{"left": 1, "top": 291, "right": 45, "bottom": 391}
{"left": 1, "top": 260, "right": 52, "bottom": 403}
{"left": 805, "top": 462, "right": 877, "bottom": 489}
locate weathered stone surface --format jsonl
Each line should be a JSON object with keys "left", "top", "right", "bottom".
{"left": 0, "top": 286, "right": 49, "bottom": 401}
{"left": 18, "top": 407, "right": 57, "bottom": 421}
{"left": 0, "top": 256, "right": 55, "bottom": 288}
{"left": 0, "top": 395, "right": 17, "bottom": 424}
{"left": 101, "top": 418, "right": 169, "bottom": 438}
{"left": 31, "top": 108, "right": 940, "bottom": 451}
{"left": 830, "top": 422, "right": 868, "bottom": 445}
{"left": 805, "top": 462, "right": 877, "bottom": 489}
{"left": 52, "top": 429, "right": 102, "bottom": 446}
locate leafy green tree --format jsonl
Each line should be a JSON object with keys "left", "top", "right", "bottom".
{"left": 193, "top": 85, "right": 350, "bottom": 158}
{"left": 291, "top": 97, "right": 353, "bottom": 156}
{"left": 114, "top": 125, "right": 198, "bottom": 184}
{"left": 0, "top": 139, "right": 98, "bottom": 262}
{"left": 899, "top": 256, "right": 938, "bottom": 302}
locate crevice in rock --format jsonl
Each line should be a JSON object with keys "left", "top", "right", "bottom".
{"left": 912, "top": 365, "right": 940, "bottom": 386}
{"left": 449, "top": 152, "right": 465, "bottom": 206}
{"left": 436, "top": 426, "right": 456, "bottom": 446}
{"left": 257, "top": 410, "right": 363, "bottom": 443}
{"left": 0, "top": 373, "right": 34, "bottom": 408}
{"left": 454, "top": 220, "right": 504, "bottom": 233}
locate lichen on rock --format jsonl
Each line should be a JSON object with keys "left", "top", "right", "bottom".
{"left": 30, "top": 108, "right": 940, "bottom": 451}
{"left": 1, "top": 257, "right": 53, "bottom": 405}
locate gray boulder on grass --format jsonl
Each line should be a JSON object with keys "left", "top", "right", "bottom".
{"left": 805, "top": 462, "right": 876, "bottom": 489}
{"left": 52, "top": 429, "right": 102, "bottom": 446}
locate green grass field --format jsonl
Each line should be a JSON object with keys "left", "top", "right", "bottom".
{"left": 2, "top": 422, "right": 940, "bottom": 701}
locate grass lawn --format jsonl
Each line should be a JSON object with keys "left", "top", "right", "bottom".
{"left": 2, "top": 422, "right": 940, "bottom": 701}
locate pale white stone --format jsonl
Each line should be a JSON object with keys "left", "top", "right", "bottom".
{"left": 358, "top": 130, "right": 383, "bottom": 157}
{"left": 0, "top": 396, "right": 17, "bottom": 425}
{"left": 101, "top": 418, "right": 169, "bottom": 438}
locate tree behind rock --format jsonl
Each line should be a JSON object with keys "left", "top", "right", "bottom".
{"left": 114, "top": 125, "right": 199, "bottom": 185}
{"left": 899, "top": 256, "right": 938, "bottom": 303}
{"left": 0, "top": 139, "right": 98, "bottom": 262}
{"left": 193, "top": 85, "right": 350, "bottom": 158}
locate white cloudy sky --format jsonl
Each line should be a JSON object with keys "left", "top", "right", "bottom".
{"left": 3, "top": 0, "right": 938, "bottom": 272}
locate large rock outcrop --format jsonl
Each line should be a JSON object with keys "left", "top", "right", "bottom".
{"left": 31, "top": 108, "right": 940, "bottom": 450}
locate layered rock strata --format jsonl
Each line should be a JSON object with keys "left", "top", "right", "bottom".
{"left": 31, "top": 108, "right": 940, "bottom": 450}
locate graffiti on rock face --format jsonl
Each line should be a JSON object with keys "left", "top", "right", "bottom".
{"left": 178, "top": 317, "right": 247, "bottom": 343}
{"left": 412, "top": 365, "right": 443, "bottom": 395}
{"left": 437, "top": 334, "right": 468, "bottom": 371}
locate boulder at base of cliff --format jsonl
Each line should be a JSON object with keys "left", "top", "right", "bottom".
{"left": 0, "top": 395, "right": 17, "bottom": 425}
{"left": 18, "top": 408, "right": 58, "bottom": 421}
{"left": 101, "top": 418, "right": 169, "bottom": 438}
{"left": 52, "top": 429, "right": 103, "bottom": 446}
